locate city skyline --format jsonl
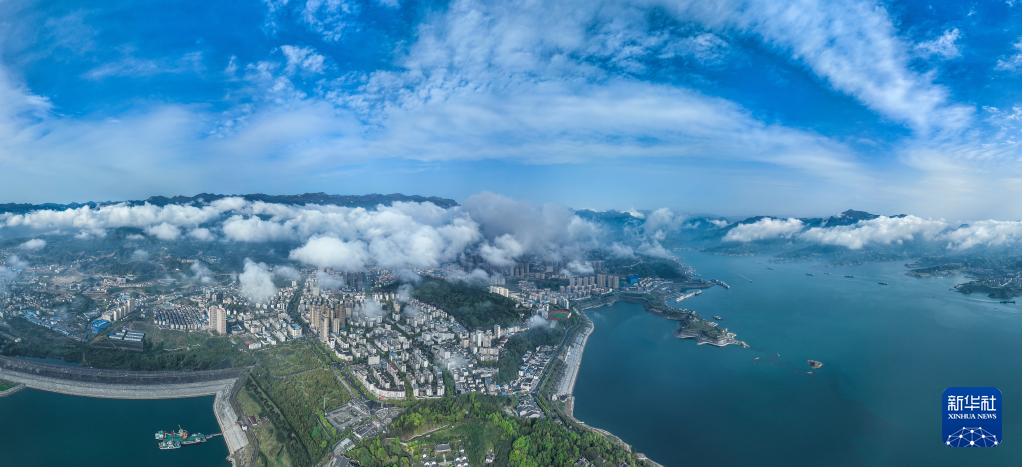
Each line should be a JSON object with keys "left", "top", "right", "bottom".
{"left": 2, "top": 1, "right": 1021, "bottom": 217}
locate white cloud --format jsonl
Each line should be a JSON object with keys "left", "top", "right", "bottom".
{"left": 145, "top": 222, "right": 181, "bottom": 241}
{"left": 0, "top": 195, "right": 624, "bottom": 273}
{"left": 239, "top": 259, "right": 277, "bottom": 303}
{"left": 3, "top": 198, "right": 246, "bottom": 235}
{"left": 944, "top": 220, "right": 1022, "bottom": 249}
{"left": 0, "top": 255, "right": 26, "bottom": 293}
{"left": 479, "top": 234, "right": 524, "bottom": 267}
{"left": 188, "top": 227, "right": 215, "bottom": 241}
{"left": 644, "top": 208, "right": 681, "bottom": 240}
{"left": 82, "top": 51, "right": 204, "bottom": 80}
{"left": 637, "top": 241, "right": 673, "bottom": 258}
{"left": 801, "top": 215, "right": 947, "bottom": 249}
{"left": 445, "top": 267, "right": 491, "bottom": 284}
{"left": 0, "top": 0, "right": 1005, "bottom": 219}
{"left": 273, "top": 264, "right": 300, "bottom": 281}
{"left": 0, "top": 1, "right": 881, "bottom": 207}
{"left": 299, "top": 0, "right": 356, "bottom": 41}
{"left": 130, "top": 249, "right": 150, "bottom": 262}
{"left": 17, "top": 238, "right": 46, "bottom": 251}
{"left": 190, "top": 261, "right": 214, "bottom": 284}
{"left": 280, "top": 45, "right": 326, "bottom": 74}
{"left": 996, "top": 38, "right": 1022, "bottom": 71}
{"left": 527, "top": 314, "right": 554, "bottom": 329}
{"left": 315, "top": 269, "right": 346, "bottom": 290}
{"left": 564, "top": 260, "right": 594, "bottom": 275}
{"left": 916, "top": 28, "right": 961, "bottom": 59}
{"left": 357, "top": 298, "right": 385, "bottom": 319}
{"left": 608, "top": 242, "right": 635, "bottom": 258}
{"left": 723, "top": 217, "right": 804, "bottom": 242}
{"left": 222, "top": 215, "right": 295, "bottom": 242}
{"left": 464, "top": 193, "right": 602, "bottom": 265}
{"left": 661, "top": 0, "right": 972, "bottom": 132}
{"left": 289, "top": 236, "right": 369, "bottom": 272}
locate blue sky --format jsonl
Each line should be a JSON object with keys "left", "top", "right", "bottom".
{"left": 2, "top": 0, "right": 1022, "bottom": 218}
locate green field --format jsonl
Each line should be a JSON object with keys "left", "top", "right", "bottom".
{"left": 0, "top": 378, "right": 18, "bottom": 392}
{"left": 350, "top": 394, "right": 647, "bottom": 467}
{"left": 239, "top": 339, "right": 352, "bottom": 467}
{"left": 237, "top": 384, "right": 293, "bottom": 467}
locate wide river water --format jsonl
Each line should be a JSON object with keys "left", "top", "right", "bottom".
{"left": 573, "top": 250, "right": 1021, "bottom": 466}
{"left": 0, "top": 389, "right": 228, "bottom": 466}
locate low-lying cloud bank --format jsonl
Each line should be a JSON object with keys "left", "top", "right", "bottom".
{"left": 0, "top": 255, "right": 27, "bottom": 294}
{"left": 723, "top": 215, "right": 1022, "bottom": 250}
{"left": 723, "top": 218, "right": 804, "bottom": 242}
{"left": 1, "top": 194, "right": 678, "bottom": 277}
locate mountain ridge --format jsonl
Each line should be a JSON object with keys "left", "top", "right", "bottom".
{"left": 0, "top": 193, "right": 459, "bottom": 214}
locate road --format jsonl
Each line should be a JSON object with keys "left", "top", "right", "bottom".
{"left": 0, "top": 367, "right": 235, "bottom": 399}
{"left": 556, "top": 316, "right": 593, "bottom": 402}
{"left": 214, "top": 382, "right": 249, "bottom": 462}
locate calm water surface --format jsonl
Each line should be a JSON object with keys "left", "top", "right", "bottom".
{"left": 0, "top": 389, "right": 228, "bottom": 466}
{"left": 574, "top": 251, "right": 1021, "bottom": 466}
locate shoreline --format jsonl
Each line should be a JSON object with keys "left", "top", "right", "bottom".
{"left": 556, "top": 305, "right": 664, "bottom": 467}
{"left": 0, "top": 382, "right": 25, "bottom": 398}
{"left": 577, "top": 292, "right": 748, "bottom": 348}
{"left": 556, "top": 312, "right": 593, "bottom": 415}
{"left": 213, "top": 380, "right": 249, "bottom": 465}
{"left": 0, "top": 367, "right": 236, "bottom": 400}
{"left": 0, "top": 361, "right": 245, "bottom": 462}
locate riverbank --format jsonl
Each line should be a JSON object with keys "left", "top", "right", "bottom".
{"left": 546, "top": 308, "right": 663, "bottom": 466}
{"left": 555, "top": 313, "right": 593, "bottom": 416}
{"left": 0, "top": 357, "right": 245, "bottom": 464}
{"left": 0, "top": 380, "right": 24, "bottom": 398}
{"left": 573, "top": 252, "right": 1022, "bottom": 466}
{"left": 0, "top": 367, "right": 235, "bottom": 399}
{"left": 213, "top": 381, "right": 249, "bottom": 465}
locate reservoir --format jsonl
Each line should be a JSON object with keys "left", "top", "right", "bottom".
{"left": 573, "top": 251, "right": 1022, "bottom": 466}
{"left": 0, "top": 389, "right": 228, "bottom": 466}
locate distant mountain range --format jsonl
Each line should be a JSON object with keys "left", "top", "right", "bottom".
{"left": 577, "top": 208, "right": 899, "bottom": 232}
{"left": 731, "top": 209, "right": 904, "bottom": 229}
{"left": 0, "top": 193, "right": 459, "bottom": 214}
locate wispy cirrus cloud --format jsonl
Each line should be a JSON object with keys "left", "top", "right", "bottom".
{"left": 0, "top": 0, "right": 1017, "bottom": 218}
{"left": 83, "top": 51, "right": 205, "bottom": 80}
{"left": 656, "top": 0, "right": 972, "bottom": 133}
{"left": 995, "top": 38, "right": 1022, "bottom": 71}
{"left": 916, "top": 28, "right": 962, "bottom": 59}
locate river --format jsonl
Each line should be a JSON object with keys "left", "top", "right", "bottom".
{"left": 0, "top": 389, "right": 228, "bottom": 466}
{"left": 573, "top": 251, "right": 1021, "bottom": 466}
